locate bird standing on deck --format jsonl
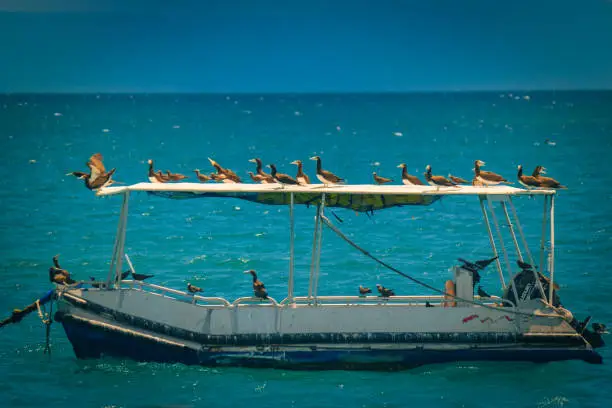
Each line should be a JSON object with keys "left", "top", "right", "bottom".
{"left": 309, "top": 156, "right": 344, "bottom": 186}
{"left": 397, "top": 163, "right": 424, "bottom": 186}
{"left": 187, "top": 283, "right": 203, "bottom": 294}
{"left": 248, "top": 158, "right": 275, "bottom": 183}
{"left": 194, "top": 169, "right": 211, "bottom": 182}
{"left": 372, "top": 172, "right": 393, "bottom": 185}
{"left": 517, "top": 165, "right": 541, "bottom": 189}
{"left": 267, "top": 164, "right": 299, "bottom": 186}
{"left": 244, "top": 269, "right": 268, "bottom": 299}
{"left": 532, "top": 166, "right": 567, "bottom": 189}
{"left": 473, "top": 160, "right": 511, "bottom": 186}
{"left": 290, "top": 160, "right": 310, "bottom": 185}
{"left": 359, "top": 285, "right": 372, "bottom": 295}
{"left": 424, "top": 165, "right": 456, "bottom": 188}
{"left": 376, "top": 284, "right": 395, "bottom": 298}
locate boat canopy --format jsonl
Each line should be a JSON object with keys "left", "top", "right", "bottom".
{"left": 96, "top": 183, "right": 555, "bottom": 212}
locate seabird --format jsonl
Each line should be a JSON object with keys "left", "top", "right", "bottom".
{"left": 372, "top": 172, "right": 393, "bottom": 185}
{"left": 376, "top": 284, "right": 395, "bottom": 298}
{"left": 290, "top": 160, "right": 311, "bottom": 185}
{"left": 208, "top": 158, "right": 242, "bottom": 183}
{"left": 397, "top": 163, "right": 424, "bottom": 186}
{"left": 248, "top": 171, "right": 268, "bottom": 183}
{"left": 477, "top": 286, "right": 491, "bottom": 298}
{"left": 67, "top": 153, "right": 117, "bottom": 190}
{"left": 424, "top": 165, "right": 457, "bottom": 189}
{"left": 147, "top": 159, "right": 167, "bottom": 183}
{"left": 248, "top": 158, "right": 275, "bottom": 183}
{"left": 156, "top": 170, "right": 171, "bottom": 182}
{"left": 209, "top": 172, "right": 229, "bottom": 183}
{"left": 49, "top": 254, "right": 75, "bottom": 285}
{"left": 165, "top": 170, "right": 188, "bottom": 181}
{"left": 517, "top": 165, "right": 541, "bottom": 189}
{"left": 131, "top": 271, "right": 154, "bottom": 281}
{"left": 425, "top": 301, "right": 434, "bottom": 307}
{"left": 244, "top": 269, "right": 268, "bottom": 299}
{"left": 309, "top": 156, "right": 344, "bottom": 185}
{"left": 187, "top": 283, "right": 203, "bottom": 294}
{"left": 359, "top": 285, "right": 372, "bottom": 295}
{"left": 448, "top": 174, "right": 469, "bottom": 185}
{"left": 194, "top": 169, "right": 211, "bottom": 182}
{"left": 267, "top": 164, "right": 299, "bottom": 186}
{"left": 473, "top": 160, "right": 511, "bottom": 186}
{"left": 532, "top": 166, "right": 567, "bottom": 189}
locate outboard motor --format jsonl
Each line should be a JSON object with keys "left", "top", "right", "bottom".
{"left": 503, "top": 260, "right": 561, "bottom": 307}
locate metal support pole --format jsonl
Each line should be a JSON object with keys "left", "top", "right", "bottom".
{"left": 479, "top": 197, "right": 506, "bottom": 288}
{"left": 540, "top": 195, "right": 549, "bottom": 275}
{"left": 507, "top": 198, "right": 536, "bottom": 267}
{"left": 287, "top": 193, "right": 295, "bottom": 302}
{"left": 308, "top": 203, "right": 322, "bottom": 300}
{"left": 106, "top": 192, "right": 129, "bottom": 287}
{"left": 486, "top": 197, "right": 519, "bottom": 303}
{"left": 114, "top": 191, "right": 130, "bottom": 288}
{"left": 501, "top": 201, "right": 522, "bottom": 261}
{"left": 313, "top": 194, "right": 326, "bottom": 304}
{"left": 548, "top": 195, "right": 556, "bottom": 303}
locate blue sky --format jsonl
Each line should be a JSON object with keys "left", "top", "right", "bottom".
{"left": 1, "top": 0, "right": 611, "bottom": 92}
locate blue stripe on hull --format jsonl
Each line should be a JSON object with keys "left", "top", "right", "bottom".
{"left": 61, "top": 319, "right": 603, "bottom": 369}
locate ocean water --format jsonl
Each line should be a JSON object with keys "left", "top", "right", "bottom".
{"left": 0, "top": 91, "right": 611, "bottom": 407}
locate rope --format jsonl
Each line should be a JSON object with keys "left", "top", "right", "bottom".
{"left": 320, "top": 214, "right": 553, "bottom": 318}
{"left": 35, "top": 299, "right": 52, "bottom": 354}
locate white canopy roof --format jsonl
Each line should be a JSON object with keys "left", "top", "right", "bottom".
{"left": 96, "top": 182, "right": 555, "bottom": 212}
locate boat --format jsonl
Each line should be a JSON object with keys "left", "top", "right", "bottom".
{"left": 53, "top": 182, "right": 606, "bottom": 369}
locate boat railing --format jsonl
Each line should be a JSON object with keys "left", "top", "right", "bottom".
{"left": 120, "top": 280, "right": 231, "bottom": 307}
{"left": 232, "top": 297, "right": 279, "bottom": 306}
{"left": 280, "top": 295, "right": 517, "bottom": 309}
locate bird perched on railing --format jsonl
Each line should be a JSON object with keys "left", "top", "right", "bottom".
{"left": 49, "top": 254, "right": 75, "bottom": 285}
{"left": 187, "top": 283, "right": 203, "bottom": 294}
{"left": 532, "top": 166, "right": 567, "bottom": 189}
{"left": 448, "top": 174, "right": 469, "bottom": 185}
{"left": 194, "top": 169, "right": 211, "bottom": 182}
{"left": 359, "top": 285, "right": 372, "bottom": 295}
{"left": 517, "top": 165, "right": 541, "bottom": 189}
{"left": 290, "top": 160, "right": 310, "bottom": 185}
{"left": 208, "top": 158, "right": 242, "bottom": 183}
{"left": 376, "top": 284, "right": 395, "bottom": 298}
{"left": 147, "top": 159, "right": 167, "bottom": 183}
{"left": 248, "top": 158, "right": 275, "bottom": 183}
{"left": 165, "top": 170, "right": 188, "bottom": 181}
{"left": 267, "top": 164, "right": 299, "bottom": 186}
{"left": 67, "top": 153, "right": 117, "bottom": 190}
{"left": 397, "top": 163, "right": 424, "bottom": 186}
{"left": 473, "top": 160, "right": 511, "bottom": 186}
{"left": 244, "top": 269, "right": 268, "bottom": 299}
{"left": 372, "top": 172, "right": 393, "bottom": 185}
{"left": 457, "top": 256, "right": 498, "bottom": 288}
{"left": 131, "top": 271, "right": 154, "bottom": 281}
{"left": 424, "top": 165, "right": 456, "bottom": 188}
{"left": 309, "top": 156, "right": 344, "bottom": 186}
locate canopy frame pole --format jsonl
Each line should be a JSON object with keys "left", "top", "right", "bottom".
{"left": 313, "top": 194, "right": 326, "bottom": 305}
{"left": 548, "top": 195, "right": 556, "bottom": 303}
{"left": 507, "top": 198, "right": 536, "bottom": 267}
{"left": 504, "top": 199, "right": 547, "bottom": 302}
{"left": 308, "top": 203, "right": 322, "bottom": 302}
{"left": 287, "top": 193, "right": 295, "bottom": 303}
{"left": 106, "top": 191, "right": 130, "bottom": 288}
{"left": 479, "top": 196, "right": 506, "bottom": 288}
{"left": 540, "top": 195, "right": 549, "bottom": 275}
{"left": 486, "top": 197, "right": 519, "bottom": 303}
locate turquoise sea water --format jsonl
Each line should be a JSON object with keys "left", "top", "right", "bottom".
{"left": 1, "top": 92, "right": 611, "bottom": 407}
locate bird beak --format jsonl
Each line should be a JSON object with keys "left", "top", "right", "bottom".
{"left": 309, "top": 156, "right": 317, "bottom": 160}
{"left": 396, "top": 164, "right": 402, "bottom": 168}
{"left": 248, "top": 159, "right": 256, "bottom": 163}
{"left": 290, "top": 160, "right": 298, "bottom": 165}
{"left": 207, "top": 157, "right": 216, "bottom": 165}
{"left": 479, "top": 160, "right": 486, "bottom": 166}
{"left": 243, "top": 270, "right": 251, "bottom": 274}
{"left": 266, "top": 165, "right": 271, "bottom": 168}
{"left": 65, "top": 172, "right": 73, "bottom": 176}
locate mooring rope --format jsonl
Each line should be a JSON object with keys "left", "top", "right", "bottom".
{"left": 320, "top": 214, "right": 555, "bottom": 318}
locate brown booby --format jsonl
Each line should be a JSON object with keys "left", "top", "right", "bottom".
{"left": 474, "top": 160, "right": 511, "bottom": 186}
{"left": 67, "top": 153, "right": 117, "bottom": 190}
{"left": 267, "top": 164, "right": 299, "bottom": 185}
{"left": 156, "top": 170, "right": 171, "bottom": 182}
{"left": 373, "top": 172, "right": 393, "bottom": 185}
{"left": 165, "top": 170, "right": 188, "bottom": 181}
{"left": 376, "top": 284, "right": 395, "bottom": 298}
{"left": 208, "top": 158, "right": 242, "bottom": 183}
{"left": 248, "top": 158, "right": 275, "bottom": 183}
{"left": 448, "top": 175, "right": 469, "bottom": 185}
{"left": 49, "top": 254, "right": 75, "bottom": 285}
{"left": 147, "top": 159, "right": 167, "bottom": 183}
{"left": 397, "top": 163, "right": 424, "bottom": 186}
{"left": 194, "top": 169, "right": 211, "bottom": 182}
{"left": 532, "top": 166, "right": 567, "bottom": 189}
{"left": 359, "top": 285, "right": 372, "bottom": 295}
{"left": 424, "top": 165, "right": 457, "bottom": 188}
{"left": 244, "top": 270, "right": 268, "bottom": 299}
{"left": 187, "top": 283, "right": 203, "bottom": 294}
{"left": 309, "top": 156, "right": 344, "bottom": 185}
{"left": 248, "top": 171, "right": 268, "bottom": 183}
{"left": 290, "top": 160, "right": 311, "bottom": 185}
{"left": 517, "top": 165, "right": 541, "bottom": 189}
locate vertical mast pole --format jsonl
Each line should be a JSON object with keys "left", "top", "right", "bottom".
{"left": 479, "top": 196, "right": 506, "bottom": 288}
{"left": 313, "top": 194, "right": 326, "bottom": 304}
{"left": 308, "top": 203, "right": 322, "bottom": 301}
{"left": 114, "top": 191, "right": 130, "bottom": 288}
{"left": 287, "top": 193, "right": 295, "bottom": 302}
{"left": 548, "top": 195, "right": 556, "bottom": 303}
{"left": 540, "top": 195, "right": 549, "bottom": 275}
{"left": 106, "top": 191, "right": 129, "bottom": 288}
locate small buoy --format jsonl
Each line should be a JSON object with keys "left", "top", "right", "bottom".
{"left": 393, "top": 131, "right": 403, "bottom": 137}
